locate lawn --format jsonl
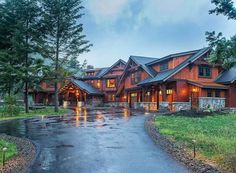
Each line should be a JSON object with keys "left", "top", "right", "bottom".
{"left": 155, "top": 113, "right": 236, "bottom": 172}
{"left": 0, "top": 139, "right": 17, "bottom": 165}
{"left": 0, "top": 107, "right": 70, "bottom": 121}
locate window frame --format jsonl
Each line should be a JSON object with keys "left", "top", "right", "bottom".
{"left": 160, "top": 62, "right": 168, "bottom": 71}
{"left": 198, "top": 65, "right": 212, "bottom": 78}
{"left": 207, "top": 89, "right": 212, "bottom": 97}
{"left": 106, "top": 79, "right": 116, "bottom": 88}
{"left": 131, "top": 71, "right": 142, "bottom": 85}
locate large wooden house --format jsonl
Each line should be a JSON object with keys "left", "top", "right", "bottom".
{"left": 30, "top": 48, "right": 236, "bottom": 111}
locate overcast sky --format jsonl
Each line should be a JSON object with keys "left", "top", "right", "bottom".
{"left": 79, "top": 0, "right": 236, "bottom": 67}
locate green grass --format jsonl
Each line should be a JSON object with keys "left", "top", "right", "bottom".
{"left": 0, "top": 107, "right": 70, "bottom": 121}
{"left": 0, "top": 139, "right": 18, "bottom": 164}
{"left": 155, "top": 114, "right": 236, "bottom": 172}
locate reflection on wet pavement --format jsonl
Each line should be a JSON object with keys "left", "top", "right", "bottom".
{"left": 0, "top": 108, "right": 191, "bottom": 173}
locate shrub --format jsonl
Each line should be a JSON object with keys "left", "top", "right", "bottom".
{"left": 2, "top": 95, "right": 20, "bottom": 117}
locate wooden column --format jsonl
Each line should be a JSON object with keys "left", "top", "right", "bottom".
{"left": 156, "top": 86, "right": 159, "bottom": 110}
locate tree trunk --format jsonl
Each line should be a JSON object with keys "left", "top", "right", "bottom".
{"left": 25, "top": 17, "right": 29, "bottom": 114}
{"left": 54, "top": 81, "right": 59, "bottom": 112}
{"left": 25, "top": 82, "right": 29, "bottom": 113}
{"left": 54, "top": 16, "right": 60, "bottom": 113}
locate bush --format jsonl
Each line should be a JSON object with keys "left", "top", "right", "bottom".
{"left": 2, "top": 95, "right": 20, "bottom": 117}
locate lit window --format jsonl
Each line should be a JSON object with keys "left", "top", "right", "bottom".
{"left": 199, "top": 65, "right": 211, "bottom": 78}
{"left": 97, "top": 80, "right": 101, "bottom": 89}
{"left": 166, "top": 89, "right": 173, "bottom": 95}
{"left": 131, "top": 93, "right": 137, "bottom": 97}
{"left": 108, "top": 94, "right": 115, "bottom": 101}
{"left": 107, "top": 79, "right": 116, "bottom": 88}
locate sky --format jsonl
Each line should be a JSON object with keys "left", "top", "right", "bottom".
{"left": 79, "top": 0, "right": 236, "bottom": 67}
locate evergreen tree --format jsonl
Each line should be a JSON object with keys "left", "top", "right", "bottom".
{"left": 0, "top": 0, "right": 44, "bottom": 113}
{"left": 206, "top": 0, "right": 236, "bottom": 69}
{"left": 41, "top": 0, "right": 92, "bottom": 112}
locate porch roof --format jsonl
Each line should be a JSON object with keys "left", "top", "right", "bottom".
{"left": 71, "top": 79, "right": 103, "bottom": 95}
{"left": 187, "top": 80, "right": 229, "bottom": 90}
{"left": 215, "top": 67, "right": 236, "bottom": 84}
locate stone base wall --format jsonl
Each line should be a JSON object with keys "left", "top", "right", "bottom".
{"left": 199, "top": 97, "right": 225, "bottom": 110}
{"left": 134, "top": 101, "right": 191, "bottom": 112}
{"left": 134, "top": 102, "right": 157, "bottom": 111}
{"left": 105, "top": 102, "right": 129, "bottom": 108}
{"left": 172, "top": 102, "right": 191, "bottom": 111}
{"left": 159, "top": 102, "right": 169, "bottom": 111}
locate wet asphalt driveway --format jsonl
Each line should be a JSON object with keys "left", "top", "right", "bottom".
{"left": 0, "top": 108, "right": 191, "bottom": 173}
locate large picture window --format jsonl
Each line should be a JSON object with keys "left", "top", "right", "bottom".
{"left": 131, "top": 71, "right": 141, "bottom": 85}
{"left": 106, "top": 79, "right": 116, "bottom": 88}
{"left": 199, "top": 65, "right": 211, "bottom": 78}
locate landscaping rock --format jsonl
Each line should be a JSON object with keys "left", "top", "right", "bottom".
{"left": 0, "top": 134, "right": 36, "bottom": 173}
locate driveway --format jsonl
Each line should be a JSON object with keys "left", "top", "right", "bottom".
{"left": 0, "top": 108, "right": 191, "bottom": 173}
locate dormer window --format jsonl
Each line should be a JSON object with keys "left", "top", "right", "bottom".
{"left": 160, "top": 62, "right": 168, "bottom": 71}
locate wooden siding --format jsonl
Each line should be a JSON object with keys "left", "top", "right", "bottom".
{"left": 172, "top": 65, "right": 219, "bottom": 82}
{"left": 151, "top": 54, "right": 192, "bottom": 72}
{"left": 227, "top": 82, "right": 236, "bottom": 107}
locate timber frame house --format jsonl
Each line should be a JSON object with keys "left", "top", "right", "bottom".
{"left": 30, "top": 48, "right": 236, "bottom": 111}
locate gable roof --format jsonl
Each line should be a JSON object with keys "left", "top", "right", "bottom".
{"left": 146, "top": 49, "right": 201, "bottom": 66}
{"left": 81, "top": 67, "right": 109, "bottom": 80}
{"left": 71, "top": 79, "right": 103, "bottom": 95}
{"left": 130, "top": 56, "right": 158, "bottom": 77}
{"left": 100, "top": 59, "right": 126, "bottom": 77}
{"left": 215, "top": 67, "right": 236, "bottom": 84}
{"left": 118, "top": 56, "right": 158, "bottom": 86}
{"left": 138, "top": 47, "right": 210, "bottom": 86}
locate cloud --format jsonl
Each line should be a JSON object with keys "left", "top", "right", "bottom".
{"left": 86, "top": 0, "right": 132, "bottom": 24}
{"left": 136, "top": 0, "right": 209, "bottom": 27}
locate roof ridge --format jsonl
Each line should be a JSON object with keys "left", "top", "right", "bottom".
{"left": 146, "top": 48, "right": 206, "bottom": 66}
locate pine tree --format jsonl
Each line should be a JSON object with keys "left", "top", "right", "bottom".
{"left": 41, "top": 0, "right": 92, "bottom": 112}
{"left": 206, "top": 0, "right": 236, "bottom": 69}
{"left": 0, "top": 0, "right": 44, "bottom": 112}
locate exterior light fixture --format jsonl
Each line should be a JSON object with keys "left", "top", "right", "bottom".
{"left": 192, "top": 87, "right": 199, "bottom": 93}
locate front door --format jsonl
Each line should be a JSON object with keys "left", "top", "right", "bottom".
{"left": 191, "top": 92, "right": 199, "bottom": 109}
{"left": 130, "top": 93, "right": 137, "bottom": 108}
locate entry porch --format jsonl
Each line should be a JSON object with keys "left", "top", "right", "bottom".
{"left": 60, "top": 79, "right": 104, "bottom": 107}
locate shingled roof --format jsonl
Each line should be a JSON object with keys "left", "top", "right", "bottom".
{"left": 130, "top": 56, "right": 158, "bottom": 77}
{"left": 138, "top": 47, "right": 210, "bottom": 86}
{"left": 71, "top": 79, "right": 103, "bottom": 95}
{"left": 147, "top": 49, "right": 201, "bottom": 66}
{"left": 215, "top": 67, "right": 236, "bottom": 84}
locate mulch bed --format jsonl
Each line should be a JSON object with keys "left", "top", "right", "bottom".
{"left": 145, "top": 115, "right": 222, "bottom": 173}
{"left": 0, "top": 134, "right": 36, "bottom": 173}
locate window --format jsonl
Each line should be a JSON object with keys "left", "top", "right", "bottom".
{"left": 106, "top": 79, "right": 116, "bottom": 88}
{"left": 160, "top": 62, "right": 168, "bottom": 71}
{"left": 107, "top": 94, "right": 115, "bottom": 102}
{"left": 95, "top": 80, "right": 101, "bottom": 89}
{"left": 215, "top": 90, "right": 221, "bottom": 97}
{"left": 199, "top": 65, "right": 211, "bottom": 78}
{"left": 131, "top": 71, "right": 141, "bottom": 85}
{"left": 207, "top": 90, "right": 212, "bottom": 97}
